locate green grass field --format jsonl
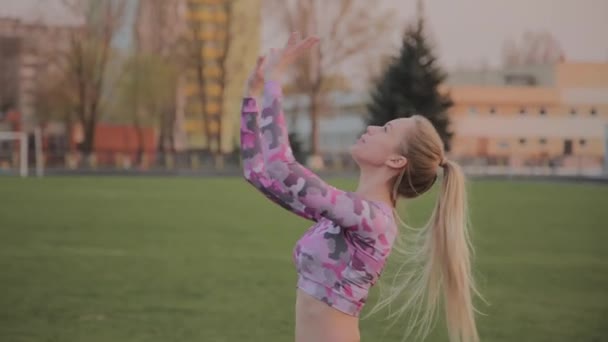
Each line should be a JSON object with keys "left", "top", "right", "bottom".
{"left": 0, "top": 176, "right": 607, "bottom": 342}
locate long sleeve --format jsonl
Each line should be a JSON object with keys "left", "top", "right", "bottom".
{"left": 258, "top": 80, "right": 392, "bottom": 240}
{"left": 240, "top": 97, "right": 317, "bottom": 220}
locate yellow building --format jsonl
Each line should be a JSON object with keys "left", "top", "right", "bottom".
{"left": 445, "top": 62, "right": 608, "bottom": 172}
{"left": 181, "top": 0, "right": 261, "bottom": 153}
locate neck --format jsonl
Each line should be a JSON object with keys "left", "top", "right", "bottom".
{"left": 354, "top": 166, "right": 395, "bottom": 208}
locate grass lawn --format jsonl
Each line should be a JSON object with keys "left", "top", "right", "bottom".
{"left": 0, "top": 176, "right": 607, "bottom": 341}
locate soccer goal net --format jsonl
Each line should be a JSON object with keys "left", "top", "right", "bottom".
{"left": 0, "top": 129, "right": 43, "bottom": 177}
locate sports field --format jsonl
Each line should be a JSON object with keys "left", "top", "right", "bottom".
{"left": 0, "top": 177, "right": 606, "bottom": 342}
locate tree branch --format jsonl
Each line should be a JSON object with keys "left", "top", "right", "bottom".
{"left": 328, "top": 0, "right": 354, "bottom": 42}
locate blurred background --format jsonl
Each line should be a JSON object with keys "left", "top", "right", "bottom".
{"left": 0, "top": 0, "right": 606, "bottom": 177}
{"left": 0, "top": 1, "right": 607, "bottom": 341}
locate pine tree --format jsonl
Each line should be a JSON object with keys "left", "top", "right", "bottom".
{"left": 289, "top": 132, "right": 306, "bottom": 164}
{"left": 366, "top": 12, "right": 454, "bottom": 151}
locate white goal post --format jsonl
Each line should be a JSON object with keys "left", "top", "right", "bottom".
{"left": 0, "top": 128, "right": 43, "bottom": 177}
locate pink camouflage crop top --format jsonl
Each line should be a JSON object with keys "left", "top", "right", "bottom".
{"left": 240, "top": 80, "right": 398, "bottom": 317}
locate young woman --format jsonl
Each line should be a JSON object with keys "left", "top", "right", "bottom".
{"left": 240, "top": 32, "right": 479, "bottom": 342}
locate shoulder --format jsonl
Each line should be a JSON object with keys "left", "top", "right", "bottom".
{"left": 368, "top": 201, "right": 398, "bottom": 245}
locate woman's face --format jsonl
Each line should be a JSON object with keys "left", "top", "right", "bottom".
{"left": 350, "top": 117, "right": 415, "bottom": 169}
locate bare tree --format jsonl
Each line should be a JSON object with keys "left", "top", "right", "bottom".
{"left": 135, "top": 0, "right": 184, "bottom": 154}
{"left": 263, "top": 0, "right": 395, "bottom": 165}
{"left": 34, "top": 66, "right": 74, "bottom": 129}
{"left": 53, "top": 0, "right": 126, "bottom": 156}
{"left": 502, "top": 30, "right": 565, "bottom": 67}
{"left": 213, "top": 1, "right": 234, "bottom": 156}
{"left": 1, "top": 17, "right": 81, "bottom": 160}
{"left": 182, "top": 17, "right": 215, "bottom": 152}
{"left": 114, "top": 53, "right": 177, "bottom": 165}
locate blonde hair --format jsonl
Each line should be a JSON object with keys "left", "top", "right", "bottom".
{"left": 367, "top": 115, "right": 480, "bottom": 342}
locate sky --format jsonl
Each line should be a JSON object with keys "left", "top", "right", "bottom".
{"left": 0, "top": 0, "right": 81, "bottom": 26}
{"left": 417, "top": 0, "right": 608, "bottom": 68}
{"left": 2, "top": 0, "right": 607, "bottom": 70}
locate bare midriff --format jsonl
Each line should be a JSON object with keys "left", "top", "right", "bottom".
{"left": 295, "top": 289, "right": 361, "bottom": 342}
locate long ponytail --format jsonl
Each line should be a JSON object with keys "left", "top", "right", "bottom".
{"left": 432, "top": 160, "right": 479, "bottom": 342}
{"left": 368, "top": 159, "right": 480, "bottom": 342}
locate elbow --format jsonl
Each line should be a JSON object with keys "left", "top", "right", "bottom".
{"left": 242, "top": 169, "right": 257, "bottom": 186}
{"left": 243, "top": 168, "right": 269, "bottom": 192}
{"left": 265, "top": 162, "right": 282, "bottom": 182}
{"left": 244, "top": 175, "right": 263, "bottom": 193}
{"left": 244, "top": 177, "right": 259, "bottom": 191}
{"left": 265, "top": 157, "right": 296, "bottom": 181}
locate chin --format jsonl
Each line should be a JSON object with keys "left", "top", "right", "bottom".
{"left": 350, "top": 145, "right": 385, "bottom": 169}
{"left": 348, "top": 143, "right": 358, "bottom": 156}
{"left": 349, "top": 144, "right": 363, "bottom": 166}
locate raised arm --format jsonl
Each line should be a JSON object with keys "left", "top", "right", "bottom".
{"left": 240, "top": 57, "right": 316, "bottom": 221}
{"left": 259, "top": 79, "right": 390, "bottom": 235}
{"left": 241, "top": 33, "right": 394, "bottom": 252}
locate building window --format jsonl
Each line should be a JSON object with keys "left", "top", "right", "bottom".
{"left": 504, "top": 74, "right": 537, "bottom": 86}
{"left": 539, "top": 138, "right": 547, "bottom": 145}
{"left": 539, "top": 107, "right": 546, "bottom": 115}
{"left": 570, "top": 108, "right": 577, "bottom": 116}
{"left": 590, "top": 107, "right": 597, "bottom": 116}
{"left": 519, "top": 108, "right": 526, "bottom": 115}
{"left": 519, "top": 138, "right": 526, "bottom": 145}
{"left": 580, "top": 139, "right": 587, "bottom": 146}
{"left": 468, "top": 106, "right": 477, "bottom": 115}
{"left": 489, "top": 107, "right": 496, "bottom": 114}
{"left": 563, "top": 139, "right": 573, "bottom": 155}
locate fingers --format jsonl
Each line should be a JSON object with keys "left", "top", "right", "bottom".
{"left": 255, "top": 55, "right": 266, "bottom": 71}
{"left": 262, "top": 33, "right": 320, "bottom": 75}
{"left": 297, "top": 36, "right": 319, "bottom": 51}
{"left": 250, "top": 55, "right": 266, "bottom": 76}
{"left": 271, "top": 32, "right": 320, "bottom": 56}
{"left": 286, "top": 31, "right": 301, "bottom": 49}
{"left": 285, "top": 31, "right": 317, "bottom": 51}
{"left": 289, "top": 36, "right": 319, "bottom": 58}
{"left": 268, "top": 47, "right": 279, "bottom": 59}
{"left": 256, "top": 55, "right": 266, "bottom": 66}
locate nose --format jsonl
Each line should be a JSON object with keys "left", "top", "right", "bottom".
{"left": 366, "top": 126, "right": 377, "bottom": 134}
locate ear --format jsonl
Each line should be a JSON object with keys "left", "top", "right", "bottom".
{"left": 385, "top": 154, "right": 407, "bottom": 170}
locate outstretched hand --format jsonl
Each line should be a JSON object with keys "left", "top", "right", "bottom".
{"left": 244, "top": 32, "right": 319, "bottom": 97}
{"left": 245, "top": 55, "right": 266, "bottom": 97}
{"left": 265, "top": 32, "right": 319, "bottom": 81}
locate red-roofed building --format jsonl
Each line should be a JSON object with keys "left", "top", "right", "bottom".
{"left": 92, "top": 124, "right": 157, "bottom": 166}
